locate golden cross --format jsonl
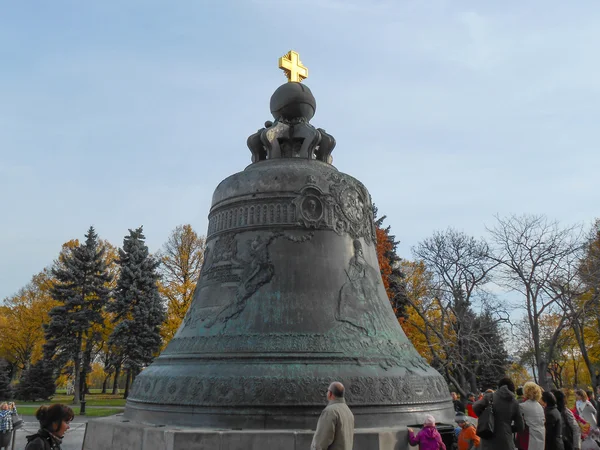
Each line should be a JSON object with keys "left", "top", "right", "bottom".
{"left": 278, "top": 50, "right": 308, "bottom": 83}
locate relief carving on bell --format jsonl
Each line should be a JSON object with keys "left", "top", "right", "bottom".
{"left": 124, "top": 74, "right": 453, "bottom": 430}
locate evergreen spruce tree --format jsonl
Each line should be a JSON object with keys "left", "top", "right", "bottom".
{"left": 373, "top": 205, "right": 409, "bottom": 320}
{"left": 44, "top": 226, "right": 112, "bottom": 404}
{"left": 474, "top": 312, "right": 509, "bottom": 390}
{"left": 0, "top": 359, "right": 12, "bottom": 400}
{"left": 108, "top": 227, "right": 165, "bottom": 398}
{"left": 14, "top": 359, "right": 55, "bottom": 401}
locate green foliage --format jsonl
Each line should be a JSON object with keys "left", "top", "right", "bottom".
{"left": 0, "top": 359, "right": 12, "bottom": 400}
{"left": 14, "top": 359, "right": 55, "bottom": 401}
{"left": 45, "top": 227, "right": 112, "bottom": 354}
{"left": 472, "top": 311, "right": 509, "bottom": 390}
{"left": 108, "top": 227, "right": 166, "bottom": 372}
{"left": 373, "top": 205, "right": 408, "bottom": 320}
{"left": 16, "top": 406, "right": 122, "bottom": 417}
{"left": 44, "top": 226, "right": 113, "bottom": 403}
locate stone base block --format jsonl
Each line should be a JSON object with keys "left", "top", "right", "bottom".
{"left": 83, "top": 415, "right": 419, "bottom": 450}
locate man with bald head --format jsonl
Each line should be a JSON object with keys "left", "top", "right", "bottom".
{"left": 311, "top": 381, "right": 355, "bottom": 450}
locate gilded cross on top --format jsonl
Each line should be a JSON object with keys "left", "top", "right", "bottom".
{"left": 278, "top": 50, "right": 308, "bottom": 83}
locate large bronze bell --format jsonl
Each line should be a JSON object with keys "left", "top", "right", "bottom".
{"left": 125, "top": 81, "right": 453, "bottom": 429}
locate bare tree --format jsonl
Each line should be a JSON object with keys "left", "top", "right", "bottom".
{"left": 487, "top": 214, "right": 583, "bottom": 390}
{"left": 409, "top": 228, "right": 507, "bottom": 394}
{"left": 565, "top": 219, "right": 600, "bottom": 390}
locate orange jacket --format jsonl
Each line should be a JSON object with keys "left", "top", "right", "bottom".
{"left": 457, "top": 424, "right": 480, "bottom": 450}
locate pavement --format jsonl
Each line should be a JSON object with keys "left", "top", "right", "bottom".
{"left": 11, "top": 416, "right": 89, "bottom": 450}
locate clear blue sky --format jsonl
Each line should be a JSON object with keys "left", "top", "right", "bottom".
{"left": 1, "top": 1, "right": 599, "bottom": 300}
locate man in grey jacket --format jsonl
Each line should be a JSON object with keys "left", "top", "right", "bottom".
{"left": 311, "top": 381, "right": 355, "bottom": 450}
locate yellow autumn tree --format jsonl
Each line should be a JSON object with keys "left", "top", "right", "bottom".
{"left": 158, "top": 224, "right": 206, "bottom": 344}
{"left": 400, "top": 260, "right": 437, "bottom": 360}
{"left": 0, "top": 269, "right": 58, "bottom": 370}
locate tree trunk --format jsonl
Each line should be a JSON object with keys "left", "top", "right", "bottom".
{"left": 469, "top": 372, "right": 478, "bottom": 394}
{"left": 81, "top": 343, "right": 93, "bottom": 397}
{"left": 458, "top": 371, "right": 468, "bottom": 395}
{"left": 538, "top": 360, "right": 550, "bottom": 391}
{"left": 573, "top": 317, "right": 597, "bottom": 393}
{"left": 124, "top": 369, "right": 131, "bottom": 399}
{"left": 101, "top": 374, "right": 110, "bottom": 394}
{"left": 447, "top": 372, "right": 467, "bottom": 398}
{"left": 112, "top": 365, "right": 121, "bottom": 395}
{"left": 72, "top": 336, "right": 82, "bottom": 405}
{"left": 79, "top": 370, "right": 86, "bottom": 400}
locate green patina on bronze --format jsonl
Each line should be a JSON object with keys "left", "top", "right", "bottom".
{"left": 124, "top": 80, "right": 454, "bottom": 430}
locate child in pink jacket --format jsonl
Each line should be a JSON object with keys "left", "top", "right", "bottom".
{"left": 407, "top": 415, "right": 447, "bottom": 450}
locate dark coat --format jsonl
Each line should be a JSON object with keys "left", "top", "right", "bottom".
{"left": 545, "top": 406, "right": 564, "bottom": 450}
{"left": 454, "top": 399, "right": 466, "bottom": 414}
{"left": 473, "top": 385, "right": 525, "bottom": 450}
{"left": 25, "top": 429, "right": 62, "bottom": 450}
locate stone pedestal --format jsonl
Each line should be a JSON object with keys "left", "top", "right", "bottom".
{"left": 83, "top": 415, "right": 421, "bottom": 450}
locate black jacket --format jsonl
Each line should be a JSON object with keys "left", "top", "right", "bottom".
{"left": 25, "top": 429, "right": 62, "bottom": 450}
{"left": 545, "top": 406, "right": 564, "bottom": 450}
{"left": 473, "top": 385, "right": 525, "bottom": 450}
{"left": 454, "top": 399, "right": 466, "bottom": 414}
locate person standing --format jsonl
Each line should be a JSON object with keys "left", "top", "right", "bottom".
{"left": 574, "top": 389, "right": 599, "bottom": 444}
{"left": 586, "top": 391, "right": 598, "bottom": 414}
{"left": 311, "top": 382, "right": 354, "bottom": 450}
{"left": 25, "top": 404, "right": 74, "bottom": 450}
{"left": 473, "top": 377, "right": 525, "bottom": 450}
{"left": 0, "top": 402, "right": 18, "bottom": 450}
{"left": 455, "top": 413, "right": 480, "bottom": 450}
{"left": 407, "top": 414, "right": 447, "bottom": 450}
{"left": 575, "top": 390, "right": 597, "bottom": 427}
{"left": 519, "top": 382, "right": 545, "bottom": 450}
{"left": 452, "top": 392, "right": 466, "bottom": 414}
{"left": 553, "top": 389, "right": 581, "bottom": 450}
{"left": 592, "top": 390, "right": 600, "bottom": 427}
{"left": 541, "top": 391, "right": 564, "bottom": 450}
{"left": 466, "top": 393, "right": 478, "bottom": 418}
{"left": 516, "top": 387, "right": 525, "bottom": 403}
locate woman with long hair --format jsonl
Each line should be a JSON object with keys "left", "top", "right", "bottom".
{"left": 553, "top": 389, "right": 581, "bottom": 450}
{"left": 541, "top": 391, "right": 564, "bottom": 450}
{"left": 25, "top": 404, "right": 74, "bottom": 450}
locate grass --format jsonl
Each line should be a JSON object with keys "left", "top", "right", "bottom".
{"left": 16, "top": 406, "right": 123, "bottom": 417}
{"left": 11, "top": 391, "right": 126, "bottom": 416}
{"left": 49, "top": 393, "right": 126, "bottom": 407}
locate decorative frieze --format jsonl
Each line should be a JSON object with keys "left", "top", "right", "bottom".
{"left": 129, "top": 372, "right": 448, "bottom": 407}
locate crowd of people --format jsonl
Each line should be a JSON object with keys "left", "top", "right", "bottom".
{"left": 0, "top": 378, "right": 594, "bottom": 450}
{"left": 308, "top": 377, "right": 600, "bottom": 450}
{"left": 448, "top": 379, "right": 600, "bottom": 450}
